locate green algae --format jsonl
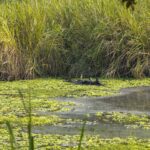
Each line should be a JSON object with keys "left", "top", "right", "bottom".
{"left": 96, "top": 112, "right": 150, "bottom": 129}
{"left": 0, "top": 78, "right": 150, "bottom": 149}
{"left": 0, "top": 78, "right": 150, "bottom": 97}
{"left": 0, "top": 95, "right": 74, "bottom": 115}
{"left": 0, "top": 130, "right": 150, "bottom": 150}
{"left": 0, "top": 115, "right": 62, "bottom": 126}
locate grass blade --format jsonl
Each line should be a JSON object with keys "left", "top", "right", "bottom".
{"left": 78, "top": 120, "right": 86, "bottom": 150}
{"left": 6, "top": 121, "right": 16, "bottom": 150}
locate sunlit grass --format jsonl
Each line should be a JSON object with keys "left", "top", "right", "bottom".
{"left": 0, "top": 0, "right": 149, "bottom": 80}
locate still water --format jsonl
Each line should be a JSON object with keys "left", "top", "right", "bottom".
{"left": 33, "top": 86, "right": 150, "bottom": 138}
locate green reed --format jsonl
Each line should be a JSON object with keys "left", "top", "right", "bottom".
{"left": 0, "top": 0, "right": 149, "bottom": 80}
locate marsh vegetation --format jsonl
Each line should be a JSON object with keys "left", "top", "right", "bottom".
{"left": 0, "top": 78, "right": 150, "bottom": 149}
{"left": 0, "top": 0, "right": 150, "bottom": 149}
{"left": 0, "top": 0, "right": 149, "bottom": 80}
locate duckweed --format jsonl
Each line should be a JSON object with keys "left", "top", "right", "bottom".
{"left": 0, "top": 131, "right": 150, "bottom": 150}
{"left": 0, "top": 78, "right": 149, "bottom": 97}
{"left": 96, "top": 112, "right": 150, "bottom": 129}
{"left": 0, "top": 78, "right": 149, "bottom": 149}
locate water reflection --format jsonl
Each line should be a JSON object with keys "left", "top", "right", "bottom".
{"left": 34, "top": 86, "right": 150, "bottom": 138}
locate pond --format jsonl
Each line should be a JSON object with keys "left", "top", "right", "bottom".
{"left": 33, "top": 86, "right": 150, "bottom": 138}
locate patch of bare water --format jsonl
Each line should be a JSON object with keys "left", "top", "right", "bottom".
{"left": 33, "top": 86, "right": 150, "bottom": 138}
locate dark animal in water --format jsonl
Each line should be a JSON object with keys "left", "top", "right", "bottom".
{"left": 70, "top": 77, "right": 102, "bottom": 86}
{"left": 121, "top": 0, "right": 136, "bottom": 10}
{"left": 66, "top": 65, "right": 102, "bottom": 85}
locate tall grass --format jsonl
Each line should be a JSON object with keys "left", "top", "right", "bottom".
{"left": 0, "top": 0, "right": 149, "bottom": 80}
{"left": 18, "top": 89, "right": 34, "bottom": 150}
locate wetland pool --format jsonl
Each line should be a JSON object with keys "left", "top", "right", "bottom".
{"left": 33, "top": 86, "right": 150, "bottom": 138}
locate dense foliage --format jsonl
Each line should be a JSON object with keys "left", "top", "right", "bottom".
{"left": 0, "top": 0, "right": 149, "bottom": 80}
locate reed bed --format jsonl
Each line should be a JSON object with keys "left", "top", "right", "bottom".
{"left": 0, "top": 0, "right": 149, "bottom": 80}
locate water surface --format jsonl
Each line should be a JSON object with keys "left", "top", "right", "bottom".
{"left": 33, "top": 86, "right": 150, "bottom": 138}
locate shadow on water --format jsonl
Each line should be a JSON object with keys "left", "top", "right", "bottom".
{"left": 33, "top": 86, "right": 150, "bottom": 138}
